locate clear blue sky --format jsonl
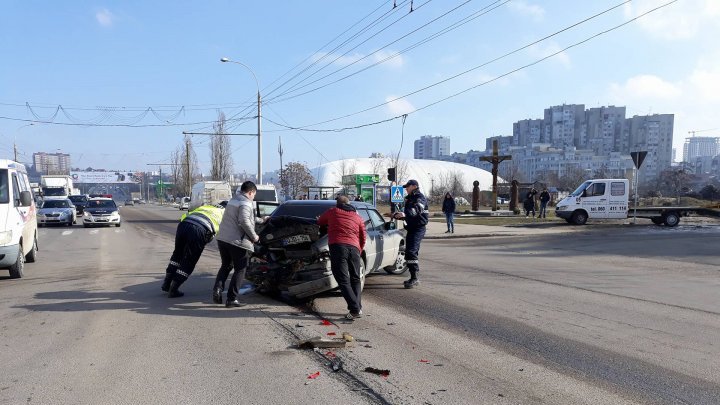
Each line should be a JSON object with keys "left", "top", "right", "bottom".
{"left": 2, "top": 0, "right": 718, "bottom": 174}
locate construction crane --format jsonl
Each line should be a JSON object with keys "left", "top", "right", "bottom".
{"left": 688, "top": 128, "right": 717, "bottom": 137}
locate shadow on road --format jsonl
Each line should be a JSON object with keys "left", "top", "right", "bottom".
{"left": 15, "top": 274, "right": 308, "bottom": 320}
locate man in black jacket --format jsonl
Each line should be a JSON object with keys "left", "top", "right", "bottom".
{"left": 392, "top": 180, "right": 429, "bottom": 289}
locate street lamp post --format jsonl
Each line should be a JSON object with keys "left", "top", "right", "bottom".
{"left": 220, "top": 57, "right": 262, "bottom": 183}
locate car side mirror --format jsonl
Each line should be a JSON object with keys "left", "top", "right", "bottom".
{"left": 19, "top": 191, "right": 33, "bottom": 207}
{"left": 383, "top": 221, "right": 396, "bottom": 231}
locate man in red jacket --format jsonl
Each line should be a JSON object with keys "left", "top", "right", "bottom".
{"left": 317, "top": 195, "right": 367, "bottom": 320}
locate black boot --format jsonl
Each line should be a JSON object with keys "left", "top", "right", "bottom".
{"left": 168, "top": 280, "right": 185, "bottom": 298}
{"left": 212, "top": 287, "right": 223, "bottom": 304}
{"left": 161, "top": 276, "right": 172, "bottom": 292}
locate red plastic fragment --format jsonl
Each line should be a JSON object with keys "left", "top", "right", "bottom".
{"left": 308, "top": 371, "right": 321, "bottom": 379}
{"left": 327, "top": 332, "right": 337, "bottom": 336}
{"left": 321, "top": 320, "right": 332, "bottom": 326}
{"left": 419, "top": 359, "right": 430, "bottom": 363}
{"left": 325, "top": 351, "right": 336, "bottom": 358}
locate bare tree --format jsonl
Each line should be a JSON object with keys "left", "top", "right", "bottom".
{"left": 177, "top": 135, "right": 200, "bottom": 196}
{"left": 210, "top": 111, "right": 233, "bottom": 181}
{"left": 170, "top": 147, "right": 182, "bottom": 195}
{"left": 280, "top": 161, "right": 315, "bottom": 199}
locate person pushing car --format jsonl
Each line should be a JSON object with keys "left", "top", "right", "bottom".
{"left": 317, "top": 195, "right": 367, "bottom": 320}
{"left": 161, "top": 203, "right": 224, "bottom": 298}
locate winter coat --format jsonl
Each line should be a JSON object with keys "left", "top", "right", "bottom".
{"left": 403, "top": 190, "right": 429, "bottom": 230}
{"left": 317, "top": 204, "right": 367, "bottom": 252}
{"left": 442, "top": 195, "right": 456, "bottom": 214}
{"left": 539, "top": 190, "right": 551, "bottom": 203}
{"left": 216, "top": 192, "right": 263, "bottom": 251}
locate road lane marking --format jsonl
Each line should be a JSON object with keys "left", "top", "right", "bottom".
{"left": 61, "top": 230, "right": 73, "bottom": 236}
{"left": 89, "top": 229, "right": 99, "bottom": 235}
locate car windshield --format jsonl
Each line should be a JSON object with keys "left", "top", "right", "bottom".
{"left": 570, "top": 181, "right": 592, "bottom": 197}
{"left": 87, "top": 200, "right": 117, "bottom": 209}
{"left": 43, "top": 188, "right": 67, "bottom": 196}
{"left": 272, "top": 203, "right": 333, "bottom": 219}
{"left": 0, "top": 169, "right": 8, "bottom": 204}
{"left": 69, "top": 196, "right": 87, "bottom": 203}
{"left": 42, "top": 200, "right": 71, "bottom": 208}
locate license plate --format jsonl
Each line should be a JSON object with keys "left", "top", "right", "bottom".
{"left": 282, "top": 234, "right": 311, "bottom": 246}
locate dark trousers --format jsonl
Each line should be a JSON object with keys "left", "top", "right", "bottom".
{"left": 164, "top": 221, "right": 209, "bottom": 286}
{"left": 405, "top": 227, "right": 426, "bottom": 279}
{"left": 329, "top": 244, "right": 362, "bottom": 313}
{"left": 539, "top": 201, "right": 548, "bottom": 218}
{"left": 444, "top": 212, "right": 454, "bottom": 232}
{"left": 214, "top": 240, "right": 250, "bottom": 301}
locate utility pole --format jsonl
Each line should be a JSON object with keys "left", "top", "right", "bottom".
{"left": 159, "top": 166, "right": 163, "bottom": 205}
{"left": 185, "top": 138, "right": 191, "bottom": 197}
{"left": 278, "top": 136, "right": 284, "bottom": 188}
{"left": 14, "top": 142, "right": 18, "bottom": 162}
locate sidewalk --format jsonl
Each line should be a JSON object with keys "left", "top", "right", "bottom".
{"left": 423, "top": 218, "right": 580, "bottom": 239}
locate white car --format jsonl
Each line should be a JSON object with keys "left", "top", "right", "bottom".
{"left": 246, "top": 200, "right": 407, "bottom": 299}
{"left": 38, "top": 198, "right": 76, "bottom": 226}
{"left": 83, "top": 198, "right": 121, "bottom": 227}
{"left": 179, "top": 197, "right": 190, "bottom": 210}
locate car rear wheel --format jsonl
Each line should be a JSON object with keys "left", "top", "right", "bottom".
{"left": 384, "top": 244, "right": 408, "bottom": 275}
{"left": 9, "top": 243, "right": 24, "bottom": 279}
{"left": 25, "top": 234, "right": 38, "bottom": 263}
{"left": 359, "top": 260, "right": 366, "bottom": 291}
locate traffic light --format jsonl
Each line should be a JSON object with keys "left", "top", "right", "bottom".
{"left": 387, "top": 167, "right": 396, "bottom": 182}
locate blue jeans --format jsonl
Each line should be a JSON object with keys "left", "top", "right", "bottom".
{"left": 539, "top": 201, "right": 548, "bottom": 218}
{"left": 444, "top": 212, "right": 454, "bottom": 232}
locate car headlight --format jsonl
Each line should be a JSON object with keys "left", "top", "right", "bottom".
{"left": 110, "top": 211, "right": 120, "bottom": 217}
{"left": 556, "top": 205, "right": 568, "bottom": 211}
{"left": 0, "top": 230, "right": 12, "bottom": 245}
{"left": 37, "top": 213, "right": 45, "bottom": 217}
{"left": 83, "top": 211, "right": 92, "bottom": 217}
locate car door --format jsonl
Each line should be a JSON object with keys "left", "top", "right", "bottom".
{"left": 607, "top": 180, "right": 628, "bottom": 219}
{"left": 367, "top": 208, "right": 397, "bottom": 268}
{"left": 582, "top": 181, "right": 608, "bottom": 219}
{"left": 356, "top": 208, "right": 380, "bottom": 273}
{"left": 11, "top": 173, "right": 32, "bottom": 253}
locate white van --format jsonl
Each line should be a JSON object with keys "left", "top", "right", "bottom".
{"left": 255, "top": 184, "right": 278, "bottom": 203}
{"left": 0, "top": 160, "right": 39, "bottom": 278}
{"left": 189, "top": 181, "right": 232, "bottom": 211}
{"left": 555, "top": 179, "right": 630, "bottom": 224}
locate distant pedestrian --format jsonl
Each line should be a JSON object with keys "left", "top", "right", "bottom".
{"left": 354, "top": 195, "right": 364, "bottom": 202}
{"left": 162, "top": 204, "right": 224, "bottom": 298}
{"left": 392, "top": 180, "right": 429, "bottom": 289}
{"left": 442, "top": 192, "right": 456, "bottom": 233}
{"left": 318, "top": 196, "right": 367, "bottom": 320}
{"left": 524, "top": 188, "right": 537, "bottom": 218}
{"left": 212, "top": 181, "right": 268, "bottom": 307}
{"left": 539, "top": 188, "right": 551, "bottom": 219}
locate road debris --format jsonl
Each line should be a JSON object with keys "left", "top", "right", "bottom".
{"left": 342, "top": 332, "right": 354, "bottom": 342}
{"left": 364, "top": 367, "right": 391, "bottom": 377}
{"left": 327, "top": 332, "right": 337, "bottom": 336}
{"left": 307, "top": 371, "right": 320, "bottom": 379}
{"left": 320, "top": 319, "right": 333, "bottom": 326}
{"left": 298, "top": 337, "right": 354, "bottom": 349}
{"left": 418, "top": 359, "right": 430, "bottom": 363}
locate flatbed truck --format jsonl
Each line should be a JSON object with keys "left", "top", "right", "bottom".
{"left": 555, "top": 179, "right": 719, "bottom": 227}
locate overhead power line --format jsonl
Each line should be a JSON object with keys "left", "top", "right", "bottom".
{"left": 266, "top": 0, "right": 509, "bottom": 105}
{"left": 262, "top": 0, "right": 677, "bottom": 133}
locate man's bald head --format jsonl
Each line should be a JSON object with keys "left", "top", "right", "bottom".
{"left": 336, "top": 195, "right": 350, "bottom": 206}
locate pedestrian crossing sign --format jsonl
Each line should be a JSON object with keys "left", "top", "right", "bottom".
{"left": 391, "top": 185, "right": 405, "bottom": 203}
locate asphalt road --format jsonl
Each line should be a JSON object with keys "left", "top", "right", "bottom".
{"left": 1, "top": 204, "right": 718, "bottom": 404}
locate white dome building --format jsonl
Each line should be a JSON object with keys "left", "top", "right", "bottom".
{"left": 310, "top": 158, "right": 497, "bottom": 194}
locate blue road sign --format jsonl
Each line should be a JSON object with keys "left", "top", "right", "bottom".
{"left": 390, "top": 185, "right": 405, "bottom": 203}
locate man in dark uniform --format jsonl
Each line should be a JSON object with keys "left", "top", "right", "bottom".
{"left": 161, "top": 204, "right": 224, "bottom": 298}
{"left": 391, "top": 179, "right": 428, "bottom": 289}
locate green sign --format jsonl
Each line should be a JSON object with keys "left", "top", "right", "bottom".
{"left": 342, "top": 174, "right": 379, "bottom": 185}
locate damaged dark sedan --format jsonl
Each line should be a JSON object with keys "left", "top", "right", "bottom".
{"left": 247, "top": 200, "right": 408, "bottom": 299}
